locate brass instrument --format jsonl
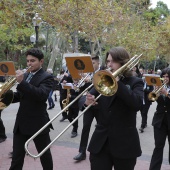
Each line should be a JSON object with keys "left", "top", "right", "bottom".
{"left": 0, "top": 66, "right": 31, "bottom": 110}
{"left": 62, "top": 89, "right": 70, "bottom": 111}
{"left": 74, "top": 73, "right": 92, "bottom": 92}
{"left": 148, "top": 80, "right": 167, "bottom": 102}
{"left": 24, "top": 54, "right": 142, "bottom": 159}
{"left": 93, "top": 54, "right": 143, "bottom": 96}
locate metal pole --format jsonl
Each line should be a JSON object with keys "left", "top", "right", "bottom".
{"left": 35, "top": 26, "right": 39, "bottom": 48}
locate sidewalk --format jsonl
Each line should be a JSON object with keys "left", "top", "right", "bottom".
{"left": 0, "top": 91, "right": 169, "bottom": 170}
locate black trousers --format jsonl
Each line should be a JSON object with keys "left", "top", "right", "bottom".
{"left": 67, "top": 107, "right": 79, "bottom": 132}
{"left": 149, "top": 115, "right": 170, "bottom": 170}
{"left": 140, "top": 102, "right": 151, "bottom": 128}
{"left": 79, "top": 107, "right": 99, "bottom": 153}
{"left": 0, "top": 110, "right": 6, "bottom": 139}
{"left": 9, "top": 131, "right": 53, "bottom": 170}
{"left": 90, "top": 140, "right": 137, "bottom": 170}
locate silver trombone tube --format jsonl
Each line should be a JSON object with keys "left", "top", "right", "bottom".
{"left": 74, "top": 73, "right": 91, "bottom": 92}
{"left": 25, "top": 94, "right": 101, "bottom": 159}
{"left": 25, "top": 83, "right": 94, "bottom": 158}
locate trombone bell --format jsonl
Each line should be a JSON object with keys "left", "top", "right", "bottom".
{"left": 93, "top": 70, "right": 118, "bottom": 96}
{"left": 148, "top": 92, "right": 158, "bottom": 102}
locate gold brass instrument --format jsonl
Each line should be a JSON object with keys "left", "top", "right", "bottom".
{"left": 62, "top": 89, "right": 70, "bottom": 111}
{"left": 93, "top": 54, "right": 143, "bottom": 96}
{"left": 148, "top": 80, "right": 167, "bottom": 102}
{"left": 0, "top": 66, "right": 31, "bottom": 110}
{"left": 24, "top": 54, "right": 142, "bottom": 159}
{"left": 74, "top": 73, "right": 92, "bottom": 92}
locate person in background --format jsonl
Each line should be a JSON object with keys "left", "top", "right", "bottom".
{"left": 78, "top": 47, "right": 143, "bottom": 170}
{"left": 59, "top": 69, "right": 73, "bottom": 122}
{"left": 139, "top": 68, "right": 145, "bottom": 76}
{"left": 47, "top": 68, "right": 55, "bottom": 110}
{"left": 73, "top": 55, "right": 101, "bottom": 161}
{"left": 132, "top": 65, "right": 142, "bottom": 78}
{"left": 156, "top": 69, "right": 162, "bottom": 75}
{"left": 0, "top": 76, "right": 7, "bottom": 143}
{"left": 67, "top": 78, "right": 81, "bottom": 138}
{"left": 139, "top": 76, "right": 153, "bottom": 133}
{"left": 9, "top": 48, "right": 54, "bottom": 170}
{"left": 149, "top": 67, "right": 170, "bottom": 170}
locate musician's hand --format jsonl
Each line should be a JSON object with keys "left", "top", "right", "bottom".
{"left": 85, "top": 77, "right": 91, "bottom": 83}
{"left": 62, "top": 80, "right": 67, "bottom": 84}
{"left": 16, "top": 70, "right": 24, "bottom": 83}
{"left": 160, "top": 88, "right": 168, "bottom": 96}
{"left": 64, "top": 72, "right": 68, "bottom": 77}
{"left": 85, "top": 93, "right": 98, "bottom": 106}
{"left": 116, "top": 76, "right": 120, "bottom": 82}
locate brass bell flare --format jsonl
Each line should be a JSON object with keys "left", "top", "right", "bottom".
{"left": 148, "top": 92, "right": 158, "bottom": 102}
{"left": 93, "top": 70, "right": 118, "bottom": 96}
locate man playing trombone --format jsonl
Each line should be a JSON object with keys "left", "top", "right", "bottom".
{"left": 79, "top": 47, "right": 144, "bottom": 170}
{"left": 149, "top": 67, "right": 170, "bottom": 170}
{"left": 9, "top": 48, "right": 54, "bottom": 170}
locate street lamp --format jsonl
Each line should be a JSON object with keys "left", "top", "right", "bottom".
{"left": 32, "top": 13, "right": 42, "bottom": 47}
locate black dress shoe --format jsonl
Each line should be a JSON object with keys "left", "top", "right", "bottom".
{"left": 73, "top": 152, "right": 86, "bottom": 161}
{"left": 8, "top": 151, "right": 13, "bottom": 158}
{"left": 60, "top": 117, "right": 67, "bottom": 122}
{"left": 71, "top": 132, "right": 77, "bottom": 138}
{"left": 0, "top": 138, "right": 6, "bottom": 143}
{"left": 52, "top": 104, "right": 55, "bottom": 108}
{"left": 139, "top": 127, "right": 144, "bottom": 133}
{"left": 48, "top": 107, "right": 52, "bottom": 110}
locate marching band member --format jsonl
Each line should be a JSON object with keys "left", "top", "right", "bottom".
{"left": 139, "top": 76, "right": 154, "bottom": 133}
{"left": 149, "top": 67, "right": 170, "bottom": 170}
{"left": 78, "top": 47, "right": 143, "bottom": 170}
{"left": 9, "top": 48, "right": 54, "bottom": 170}
{"left": 74, "top": 55, "right": 101, "bottom": 161}
{"left": 67, "top": 78, "right": 81, "bottom": 138}
{"left": 59, "top": 69, "right": 73, "bottom": 122}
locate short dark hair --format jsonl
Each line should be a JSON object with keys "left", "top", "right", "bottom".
{"left": 25, "top": 48, "right": 44, "bottom": 60}
{"left": 91, "top": 54, "right": 99, "bottom": 61}
{"left": 161, "top": 68, "right": 170, "bottom": 85}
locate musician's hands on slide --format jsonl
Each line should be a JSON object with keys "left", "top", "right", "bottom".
{"left": 85, "top": 93, "right": 98, "bottom": 106}
{"left": 16, "top": 70, "right": 24, "bottom": 83}
{"left": 160, "top": 87, "right": 168, "bottom": 96}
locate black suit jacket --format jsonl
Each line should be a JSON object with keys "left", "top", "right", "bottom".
{"left": 79, "top": 76, "right": 144, "bottom": 159}
{"left": 152, "top": 95, "right": 170, "bottom": 129}
{"left": 12, "top": 68, "right": 54, "bottom": 135}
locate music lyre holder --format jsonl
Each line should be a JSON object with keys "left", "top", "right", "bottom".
{"left": 144, "top": 74, "right": 162, "bottom": 86}
{"left": 64, "top": 53, "right": 94, "bottom": 79}
{"left": 0, "top": 61, "right": 16, "bottom": 76}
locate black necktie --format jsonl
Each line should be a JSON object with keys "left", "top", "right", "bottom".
{"left": 26, "top": 73, "right": 33, "bottom": 83}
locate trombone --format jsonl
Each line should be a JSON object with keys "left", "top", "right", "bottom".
{"left": 25, "top": 53, "right": 142, "bottom": 159}
{"left": 74, "top": 73, "right": 92, "bottom": 92}
{"left": 148, "top": 80, "right": 167, "bottom": 102}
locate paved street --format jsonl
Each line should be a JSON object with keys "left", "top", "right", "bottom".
{"left": 0, "top": 88, "right": 169, "bottom": 170}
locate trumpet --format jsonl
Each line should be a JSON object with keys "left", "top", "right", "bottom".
{"left": 148, "top": 80, "right": 167, "bottom": 102}
{"left": 24, "top": 54, "right": 142, "bottom": 159}
{"left": 0, "top": 66, "right": 31, "bottom": 110}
